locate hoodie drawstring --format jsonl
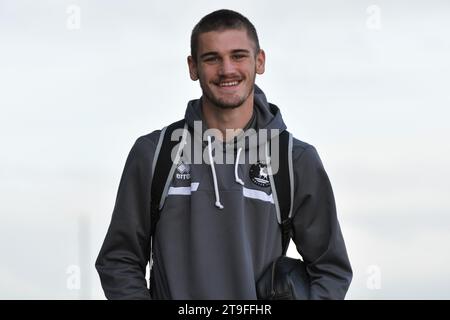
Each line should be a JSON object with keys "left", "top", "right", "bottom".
{"left": 207, "top": 137, "right": 245, "bottom": 209}
{"left": 235, "top": 147, "right": 244, "bottom": 185}
{"left": 207, "top": 136, "right": 224, "bottom": 209}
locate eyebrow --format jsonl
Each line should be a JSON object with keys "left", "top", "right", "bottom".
{"left": 199, "top": 49, "right": 251, "bottom": 60}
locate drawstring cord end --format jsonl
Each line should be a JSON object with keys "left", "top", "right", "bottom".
{"left": 208, "top": 135, "right": 225, "bottom": 210}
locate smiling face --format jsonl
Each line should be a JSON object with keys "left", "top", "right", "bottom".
{"left": 188, "top": 28, "right": 265, "bottom": 110}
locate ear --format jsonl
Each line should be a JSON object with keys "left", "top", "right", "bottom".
{"left": 255, "top": 49, "right": 265, "bottom": 75}
{"left": 187, "top": 56, "right": 199, "bottom": 81}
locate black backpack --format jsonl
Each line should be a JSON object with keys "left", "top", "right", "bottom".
{"left": 148, "top": 119, "right": 309, "bottom": 299}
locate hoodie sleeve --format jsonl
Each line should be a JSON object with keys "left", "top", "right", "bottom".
{"left": 95, "top": 135, "right": 157, "bottom": 300}
{"left": 291, "top": 144, "right": 352, "bottom": 300}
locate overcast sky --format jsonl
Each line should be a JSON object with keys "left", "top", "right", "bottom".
{"left": 1, "top": 0, "right": 449, "bottom": 299}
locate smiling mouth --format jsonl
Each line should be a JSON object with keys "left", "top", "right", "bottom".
{"left": 215, "top": 80, "right": 242, "bottom": 88}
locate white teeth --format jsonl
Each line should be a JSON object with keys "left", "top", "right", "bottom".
{"left": 219, "top": 81, "right": 239, "bottom": 87}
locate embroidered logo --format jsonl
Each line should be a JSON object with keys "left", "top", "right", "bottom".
{"left": 176, "top": 160, "right": 191, "bottom": 180}
{"left": 249, "top": 162, "right": 270, "bottom": 187}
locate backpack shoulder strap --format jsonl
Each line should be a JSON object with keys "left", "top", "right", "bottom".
{"left": 271, "top": 130, "right": 294, "bottom": 255}
{"left": 149, "top": 119, "right": 186, "bottom": 294}
{"left": 150, "top": 119, "right": 186, "bottom": 236}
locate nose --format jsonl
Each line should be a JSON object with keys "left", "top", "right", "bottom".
{"left": 218, "top": 57, "right": 236, "bottom": 76}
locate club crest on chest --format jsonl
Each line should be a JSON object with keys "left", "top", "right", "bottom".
{"left": 249, "top": 161, "right": 270, "bottom": 188}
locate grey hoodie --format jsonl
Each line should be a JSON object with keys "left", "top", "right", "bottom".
{"left": 95, "top": 85, "right": 352, "bottom": 300}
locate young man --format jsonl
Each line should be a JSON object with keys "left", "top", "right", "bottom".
{"left": 96, "top": 9, "right": 352, "bottom": 300}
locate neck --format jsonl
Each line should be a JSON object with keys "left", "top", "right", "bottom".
{"left": 202, "top": 93, "right": 254, "bottom": 142}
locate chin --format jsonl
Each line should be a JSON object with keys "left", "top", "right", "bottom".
{"left": 216, "top": 102, "right": 243, "bottom": 110}
{"left": 212, "top": 94, "right": 248, "bottom": 109}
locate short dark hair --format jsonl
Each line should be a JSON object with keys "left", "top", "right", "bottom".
{"left": 190, "top": 9, "right": 260, "bottom": 62}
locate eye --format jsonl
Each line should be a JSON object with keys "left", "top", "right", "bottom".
{"left": 232, "top": 54, "right": 247, "bottom": 60}
{"left": 203, "top": 56, "right": 219, "bottom": 63}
